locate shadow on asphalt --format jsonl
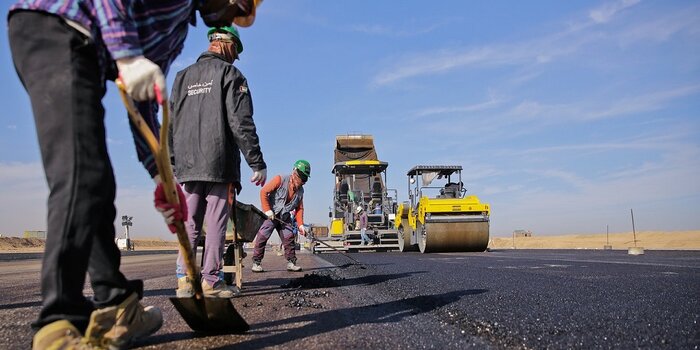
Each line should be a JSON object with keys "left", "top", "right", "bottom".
{"left": 234, "top": 271, "right": 427, "bottom": 299}
{"left": 143, "top": 288, "right": 177, "bottom": 298}
{"left": 138, "top": 289, "right": 487, "bottom": 349}
{"left": 0, "top": 300, "right": 42, "bottom": 310}
{"left": 218, "top": 289, "right": 488, "bottom": 349}
{"left": 336, "top": 271, "right": 427, "bottom": 287}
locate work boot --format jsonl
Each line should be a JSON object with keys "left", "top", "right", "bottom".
{"left": 175, "top": 276, "right": 194, "bottom": 298}
{"left": 33, "top": 320, "right": 100, "bottom": 350}
{"left": 251, "top": 262, "right": 264, "bottom": 273}
{"left": 286, "top": 261, "right": 302, "bottom": 272}
{"left": 202, "top": 280, "right": 240, "bottom": 298}
{"left": 98, "top": 293, "right": 163, "bottom": 350}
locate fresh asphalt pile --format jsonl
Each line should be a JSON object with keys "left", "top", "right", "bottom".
{"left": 280, "top": 290, "right": 331, "bottom": 310}
{"left": 276, "top": 272, "right": 339, "bottom": 310}
{"left": 281, "top": 272, "right": 340, "bottom": 289}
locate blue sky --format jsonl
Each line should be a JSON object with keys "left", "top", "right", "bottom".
{"left": 1, "top": 0, "right": 699, "bottom": 239}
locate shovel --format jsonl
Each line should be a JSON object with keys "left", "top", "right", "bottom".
{"left": 116, "top": 81, "right": 249, "bottom": 333}
{"left": 273, "top": 218, "right": 365, "bottom": 268}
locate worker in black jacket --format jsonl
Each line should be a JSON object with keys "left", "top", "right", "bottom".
{"left": 169, "top": 26, "right": 266, "bottom": 298}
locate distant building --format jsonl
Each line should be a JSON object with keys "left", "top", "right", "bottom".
{"left": 24, "top": 230, "right": 47, "bottom": 239}
{"left": 513, "top": 229, "right": 532, "bottom": 237}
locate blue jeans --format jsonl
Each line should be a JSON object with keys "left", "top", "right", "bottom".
{"left": 360, "top": 228, "right": 371, "bottom": 244}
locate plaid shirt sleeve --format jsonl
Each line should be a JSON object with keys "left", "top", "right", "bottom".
{"left": 94, "top": 0, "right": 143, "bottom": 60}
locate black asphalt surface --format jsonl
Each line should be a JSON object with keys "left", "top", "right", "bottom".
{"left": 317, "top": 249, "right": 700, "bottom": 349}
{"left": 0, "top": 249, "right": 698, "bottom": 349}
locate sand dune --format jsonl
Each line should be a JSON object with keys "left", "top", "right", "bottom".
{"left": 0, "top": 237, "right": 177, "bottom": 253}
{"left": 2, "top": 230, "right": 699, "bottom": 252}
{"left": 489, "top": 230, "right": 700, "bottom": 250}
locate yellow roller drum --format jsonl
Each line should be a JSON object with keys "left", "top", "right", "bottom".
{"left": 418, "top": 221, "right": 489, "bottom": 253}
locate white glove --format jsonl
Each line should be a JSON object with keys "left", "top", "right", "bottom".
{"left": 251, "top": 168, "right": 267, "bottom": 186}
{"left": 116, "top": 56, "right": 166, "bottom": 102}
{"left": 264, "top": 210, "right": 274, "bottom": 220}
{"left": 298, "top": 224, "right": 307, "bottom": 236}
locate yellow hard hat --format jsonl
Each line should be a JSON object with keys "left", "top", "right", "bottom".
{"left": 234, "top": 0, "right": 263, "bottom": 27}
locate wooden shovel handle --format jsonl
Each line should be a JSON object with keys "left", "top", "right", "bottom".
{"left": 116, "top": 81, "right": 203, "bottom": 299}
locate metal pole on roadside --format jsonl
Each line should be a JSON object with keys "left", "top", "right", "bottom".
{"left": 630, "top": 209, "right": 636, "bottom": 247}
{"left": 627, "top": 208, "right": 644, "bottom": 255}
{"left": 606, "top": 224, "right": 609, "bottom": 245}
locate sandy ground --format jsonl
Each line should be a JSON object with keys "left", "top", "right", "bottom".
{"left": 1, "top": 230, "right": 699, "bottom": 253}
{"left": 489, "top": 230, "right": 700, "bottom": 250}
{"left": 0, "top": 237, "right": 178, "bottom": 253}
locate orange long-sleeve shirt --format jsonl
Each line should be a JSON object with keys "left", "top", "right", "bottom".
{"left": 260, "top": 175, "right": 304, "bottom": 226}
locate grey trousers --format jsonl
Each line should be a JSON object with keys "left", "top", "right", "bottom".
{"left": 176, "top": 182, "right": 230, "bottom": 286}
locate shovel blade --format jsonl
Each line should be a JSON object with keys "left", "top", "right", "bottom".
{"left": 169, "top": 297, "right": 249, "bottom": 334}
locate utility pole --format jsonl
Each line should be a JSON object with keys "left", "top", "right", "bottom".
{"left": 630, "top": 209, "right": 636, "bottom": 247}
{"left": 628, "top": 209, "right": 644, "bottom": 255}
{"left": 604, "top": 224, "right": 612, "bottom": 250}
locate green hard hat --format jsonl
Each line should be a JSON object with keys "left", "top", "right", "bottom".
{"left": 293, "top": 159, "right": 311, "bottom": 179}
{"left": 207, "top": 26, "right": 243, "bottom": 54}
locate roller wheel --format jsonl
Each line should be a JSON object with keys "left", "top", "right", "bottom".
{"left": 418, "top": 221, "right": 428, "bottom": 253}
{"left": 418, "top": 221, "right": 489, "bottom": 253}
{"left": 398, "top": 219, "right": 418, "bottom": 252}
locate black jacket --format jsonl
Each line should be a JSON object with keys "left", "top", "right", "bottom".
{"left": 169, "top": 52, "right": 265, "bottom": 184}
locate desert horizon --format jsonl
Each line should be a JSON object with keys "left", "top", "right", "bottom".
{"left": 1, "top": 230, "right": 698, "bottom": 252}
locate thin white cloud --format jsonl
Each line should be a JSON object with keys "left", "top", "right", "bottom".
{"left": 414, "top": 95, "right": 503, "bottom": 117}
{"left": 506, "top": 130, "right": 691, "bottom": 157}
{"left": 372, "top": 0, "right": 645, "bottom": 86}
{"left": 348, "top": 18, "right": 452, "bottom": 37}
{"left": 525, "top": 168, "right": 589, "bottom": 189}
{"left": 372, "top": 27, "right": 599, "bottom": 86}
{"left": 616, "top": 5, "right": 700, "bottom": 44}
{"left": 6, "top": 125, "right": 17, "bottom": 130}
{"left": 589, "top": 0, "right": 640, "bottom": 24}
{"left": 585, "top": 84, "right": 700, "bottom": 120}
{"left": 495, "top": 84, "right": 700, "bottom": 126}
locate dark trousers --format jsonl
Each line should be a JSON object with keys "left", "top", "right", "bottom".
{"left": 8, "top": 11, "right": 134, "bottom": 331}
{"left": 252, "top": 219, "right": 298, "bottom": 264}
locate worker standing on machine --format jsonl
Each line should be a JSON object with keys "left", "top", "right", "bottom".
{"left": 169, "top": 26, "right": 267, "bottom": 299}
{"left": 357, "top": 206, "right": 372, "bottom": 245}
{"left": 252, "top": 160, "right": 311, "bottom": 272}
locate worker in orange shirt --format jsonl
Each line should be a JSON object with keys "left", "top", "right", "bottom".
{"left": 252, "top": 160, "right": 310, "bottom": 272}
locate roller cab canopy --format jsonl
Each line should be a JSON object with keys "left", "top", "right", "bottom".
{"left": 407, "top": 165, "right": 462, "bottom": 177}
{"left": 333, "top": 160, "right": 388, "bottom": 175}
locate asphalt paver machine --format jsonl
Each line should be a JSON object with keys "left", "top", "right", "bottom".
{"left": 321, "top": 135, "right": 399, "bottom": 252}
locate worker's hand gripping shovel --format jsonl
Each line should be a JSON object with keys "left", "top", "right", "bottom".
{"left": 116, "top": 81, "right": 249, "bottom": 333}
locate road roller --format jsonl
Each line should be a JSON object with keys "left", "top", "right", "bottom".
{"left": 395, "top": 165, "right": 490, "bottom": 253}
